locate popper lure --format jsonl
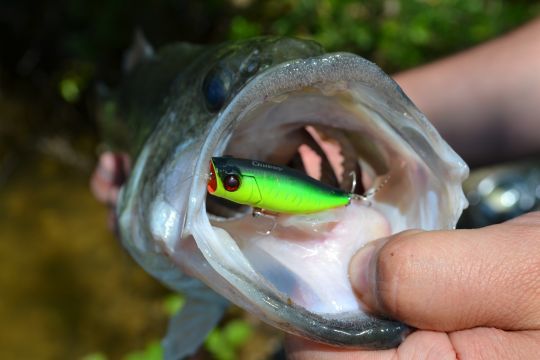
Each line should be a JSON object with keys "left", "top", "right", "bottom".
{"left": 208, "top": 157, "right": 367, "bottom": 214}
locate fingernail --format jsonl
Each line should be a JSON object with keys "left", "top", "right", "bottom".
{"left": 349, "top": 238, "right": 387, "bottom": 311}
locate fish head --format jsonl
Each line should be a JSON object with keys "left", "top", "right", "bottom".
{"left": 199, "top": 38, "right": 324, "bottom": 113}
{"left": 117, "top": 37, "right": 469, "bottom": 349}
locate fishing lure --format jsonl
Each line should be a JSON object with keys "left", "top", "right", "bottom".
{"left": 207, "top": 156, "right": 371, "bottom": 214}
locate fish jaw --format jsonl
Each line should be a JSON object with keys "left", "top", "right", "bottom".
{"left": 121, "top": 51, "right": 468, "bottom": 349}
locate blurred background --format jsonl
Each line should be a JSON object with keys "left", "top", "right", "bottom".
{"left": 1, "top": 0, "right": 539, "bottom": 359}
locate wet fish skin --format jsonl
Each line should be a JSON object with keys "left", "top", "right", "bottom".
{"left": 96, "top": 36, "right": 462, "bottom": 358}
{"left": 109, "top": 38, "right": 328, "bottom": 294}
{"left": 101, "top": 37, "right": 324, "bottom": 158}
{"left": 101, "top": 37, "right": 339, "bottom": 358}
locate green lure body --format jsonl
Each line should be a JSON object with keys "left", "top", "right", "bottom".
{"left": 208, "top": 157, "right": 351, "bottom": 214}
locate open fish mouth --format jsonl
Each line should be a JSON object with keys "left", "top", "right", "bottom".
{"left": 166, "top": 53, "right": 469, "bottom": 347}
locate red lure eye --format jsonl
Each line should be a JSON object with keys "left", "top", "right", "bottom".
{"left": 223, "top": 174, "right": 240, "bottom": 192}
{"left": 207, "top": 162, "right": 217, "bottom": 193}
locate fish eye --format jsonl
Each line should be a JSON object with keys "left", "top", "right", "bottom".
{"left": 202, "top": 66, "right": 233, "bottom": 112}
{"left": 223, "top": 174, "right": 240, "bottom": 192}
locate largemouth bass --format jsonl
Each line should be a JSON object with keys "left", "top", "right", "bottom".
{"left": 98, "top": 35, "right": 469, "bottom": 359}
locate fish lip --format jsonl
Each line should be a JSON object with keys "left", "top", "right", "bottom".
{"left": 183, "top": 52, "right": 468, "bottom": 348}
{"left": 188, "top": 52, "right": 468, "bottom": 224}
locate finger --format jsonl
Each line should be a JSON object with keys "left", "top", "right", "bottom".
{"left": 286, "top": 330, "right": 540, "bottom": 360}
{"left": 90, "top": 151, "right": 130, "bottom": 206}
{"left": 284, "top": 335, "right": 396, "bottom": 360}
{"left": 449, "top": 328, "right": 540, "bottom": 360}
{"left": 285, "top": 331, "right": 457, "bottom": 360}
{"left": 349, "top": 212, "right": 540, "bottom": 331}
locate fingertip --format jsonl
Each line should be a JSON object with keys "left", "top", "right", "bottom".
{"left": 349, "top": 240, "right": 379, "bottom": 312}
{"left": 352, "top": 221, "right": 540, "bottom": 332}
{"left": 285, "top": 335, "right": 384, "bottom": 360}
{"left": 284, "top": 335, "right": 335, "bottom": 360}
{"left": 348, "top": 230, "right": 424, "bottom": 315}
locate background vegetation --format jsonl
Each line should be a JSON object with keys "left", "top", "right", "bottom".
{"left": 1, "top": 0, "right": 539, "bottom": 359}
{"left": 2, "top": 0, "right": 539, "bottom": 158}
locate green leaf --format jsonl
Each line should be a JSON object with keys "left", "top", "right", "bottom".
{"left": 223, "top": 320, "right": 252, "bottom": 347}
{"left": 163, "top": 294, "right": 185, "bottom": 316}
{"left": 59, "top": 78, "right": 80, "bottom": 103}
{"left": 205, "top": 329, "right": 236, "bottom": 360}
{"left": 229, "top": 16, "right": 262, "bottom": 39}
{"left": 123, "top": 341, "right": 163, "bottom": 360}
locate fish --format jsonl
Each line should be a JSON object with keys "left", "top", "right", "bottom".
{"left": 98, "top": 34, "right": 469, "bottom": 359}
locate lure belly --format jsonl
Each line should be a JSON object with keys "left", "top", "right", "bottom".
{"left": 208, "top": 157, "right": 352, "bottom": 214}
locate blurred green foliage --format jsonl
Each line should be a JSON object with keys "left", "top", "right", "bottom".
{"left": 119, "top": 305, "right": 253, "bottom": 360}
{"left": 115, "top": 317, "right": 254, "bottom": 360}
{"left": 205, "top": 320, "right": 253, "bottom": 360}
{"left": 162, "top": 294, "right": 186, "bottom": 316}
{"left": 2, "top": 0, "right": 538, "bottom": 153}
{"left": 229, "top": 0, "right": 540, "bottom": 71}
{"left": 123, "top": 341, "right": 163, "bottom": 360}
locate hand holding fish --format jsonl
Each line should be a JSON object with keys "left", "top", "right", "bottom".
{"left": 91, "top": 14, "right": 540, "bottom": 356}
{"left": 286, "top": 212, "right": 540, "bottom": 359}
{"left": 286, "top": 17, "right": 540, "bottom": 360}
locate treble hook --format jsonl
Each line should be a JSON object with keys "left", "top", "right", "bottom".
{"left": 350, "top": 174, "right": 391, "bottom": 205}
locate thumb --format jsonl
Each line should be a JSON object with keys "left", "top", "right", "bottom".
{"left": 349, "top": 212, "right": 540, "bottom": 332}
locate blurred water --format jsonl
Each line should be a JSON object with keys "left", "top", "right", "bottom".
{"left": 0, "top": 153, "right": 169, "bottom": 359}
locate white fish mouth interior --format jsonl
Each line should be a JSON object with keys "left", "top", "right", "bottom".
{"left": 200, "top": 80, "right": 445, "bottom": 315}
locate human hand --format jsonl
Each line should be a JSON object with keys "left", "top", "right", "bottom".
{"left": 90, "top": 151, "right": 131, "bottom": 232}
{"left": 286, "top": 212, "right": 540, "bottom": 359}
